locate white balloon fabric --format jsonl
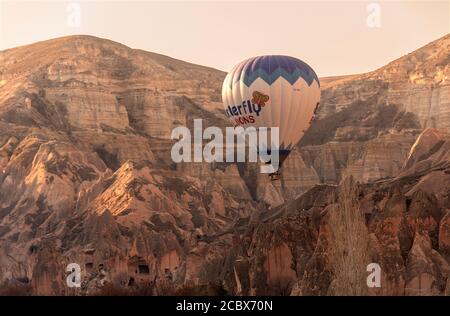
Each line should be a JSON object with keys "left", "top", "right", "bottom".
{"left": 222, "top": 55, "right": 320, "bottom": 162}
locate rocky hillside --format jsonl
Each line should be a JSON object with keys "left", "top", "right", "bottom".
{"left": 226, "top": 128, "right": 449, "bottom": 295}
{"left": 0, "top": 35, "right": 448, "bottom": 295}
{"left": 297, "top": 33, "right": 450, "bottom": 186}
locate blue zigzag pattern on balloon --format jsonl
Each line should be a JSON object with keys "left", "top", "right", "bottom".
{"left": 227, "top": 55, "right": 320, "bottom": 88}
{"left": 241, "top": 67, "right": 318, "bottom": 87}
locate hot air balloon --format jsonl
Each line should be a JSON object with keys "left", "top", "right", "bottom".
{"left": 222, "top": 55, "right": 321, "bottom": 180}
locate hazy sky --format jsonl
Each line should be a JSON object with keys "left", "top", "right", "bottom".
{"left": 0, "top": 1, "right": 449, "bottom": 77}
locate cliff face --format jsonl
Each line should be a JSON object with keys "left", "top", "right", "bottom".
{"left": 0, "top": 36, "right": 244, "bottom": 294}
{"left": 290, "top": 33, "right": 450, "bottom": 198}
{"left": 0, "top": 35, "right": 448, "bottom": 295}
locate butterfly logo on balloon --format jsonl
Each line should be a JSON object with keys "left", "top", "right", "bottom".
{"left": 252, "top": 91, "right": 270, "bottom": 107}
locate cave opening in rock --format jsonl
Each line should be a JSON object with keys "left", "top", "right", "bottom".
{"left": 138, "top": 264, "right": 150, "bottom": 274}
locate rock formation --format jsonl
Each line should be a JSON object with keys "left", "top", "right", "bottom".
{"left": 0, "top": 34, "right": 448, "bottom": 295}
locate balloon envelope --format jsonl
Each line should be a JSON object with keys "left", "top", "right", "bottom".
{"left": 222, "top": 55, "right": 320, "bottom": 161}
